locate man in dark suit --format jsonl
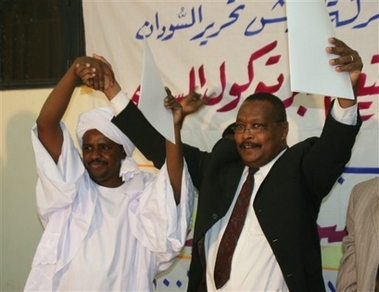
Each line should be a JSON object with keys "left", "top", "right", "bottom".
{"left": 87, "top": 38, "right": 363, "bottom": 291}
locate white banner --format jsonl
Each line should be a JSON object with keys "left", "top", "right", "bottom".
{"left": 83, "top": 1, "right": 379, "bottom": 290}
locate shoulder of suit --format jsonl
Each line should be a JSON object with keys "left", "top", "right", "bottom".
{"left": 352, "top": 177, "right": 379, "bottom": 200}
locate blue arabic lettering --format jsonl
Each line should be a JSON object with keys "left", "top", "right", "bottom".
{"left": 161, "top": 7, "right": 198, "bottom": 41}
{"left": 245, "top": 16, "right": 287, "bottom": 36}
{"left": 136, "top": 0, "right": 377, "bottom": 44}
{"left": 202, "top": 4, "right": 245, "bottom": 42}
{"left": 328, "top": 0, "right": 360, "bottom": 27}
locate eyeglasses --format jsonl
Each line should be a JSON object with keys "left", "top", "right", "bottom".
{"left": 232, "top": 121, "right": 285, "bottom": 134}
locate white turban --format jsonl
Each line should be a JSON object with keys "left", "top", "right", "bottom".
{"left": 76, "top": 107, "right": 139, "bottom": 182}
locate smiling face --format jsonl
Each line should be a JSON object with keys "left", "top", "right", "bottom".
{"left": 82, "top": 129, "right": 126, "bottom": 188}
{"left": 234, "top": 99, "right": 288, "bottom": 168}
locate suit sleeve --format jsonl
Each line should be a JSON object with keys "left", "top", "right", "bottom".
{"left": 112, "top": 100, "right": 167, "bottom": 169}
{"left": 336, "top": 187, "right": 358, "bottom": 292}
{"left": 112, "top": 101, "right": 210, "bottom": 190}
{"left": 302, "top": 100, "right": 362, "bottom": 201}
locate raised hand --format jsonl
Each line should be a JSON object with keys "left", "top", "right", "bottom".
{"left": 164, "top": 87, "right": 183, "bottom": 127}
{"left": 327, "top": 37, "right": 363, "bottom": 88}
{"left": 74, "top": 56, "right": 115, "bottom": 92}
{"left": 179, "top": 89, "right": 207, "bottom": 118}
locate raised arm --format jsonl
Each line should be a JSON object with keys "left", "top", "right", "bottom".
{"left": 326, "top": 37, "right": 363, "bottom": 108}
{"left": 163, "top": 88, "right": 185, "bottom": 204}
{"left": 88, "top": 54, "right": 206, "bottom": 166}
{"left": 83, "top": 55, "right": 212, "bottom": 189}
{"left": 36, "top": 56, "right": 114, "bottom": 163}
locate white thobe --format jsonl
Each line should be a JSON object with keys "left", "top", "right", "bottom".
{"left": 25, "top": 123, "right": 194, "bottom": 291}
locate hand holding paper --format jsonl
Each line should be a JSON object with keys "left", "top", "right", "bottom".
{"left": 326, "top": 38, "right": 362, "bottom": 92}
{"left": 286, "top": 0, "right": 361, "bottom": 100}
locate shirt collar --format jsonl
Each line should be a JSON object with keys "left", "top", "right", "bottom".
{"left": 243, "top": 147, "right": 287, "bottom": 179}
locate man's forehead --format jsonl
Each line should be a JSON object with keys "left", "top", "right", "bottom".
{"left": 237, "top": 101, "right": 273, "bottom": 117}
{"left": 82, "top": 129, "right": 115, "bottom": 143}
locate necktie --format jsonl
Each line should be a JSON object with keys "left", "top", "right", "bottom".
{"left": 214, "top": 167, "right": 258, "bottom": 289}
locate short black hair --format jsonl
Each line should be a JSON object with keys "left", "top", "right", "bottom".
{"left": 243, "top": 92, "right": 287, "bottom": 122}
{"left": 222, "top": 122, "right": 236, "bottom": 138}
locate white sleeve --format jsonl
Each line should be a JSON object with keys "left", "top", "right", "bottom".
{"left": 330, "top": 99, "right": 358, "bottom": 125}
{"left": 128, "top": 162, "right": 194, "bottom": 270}
{"left": 110, "top": 90, "right": 130, "bottom": 115}
{"left": 31, "top": 123, "right": 85, "bottom": 222}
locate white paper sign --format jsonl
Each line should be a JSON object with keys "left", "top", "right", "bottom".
{"left": 139, "top": 39, "right": 175, "bottom": 144}
{"left": 286, "top": 0, "right": 354, "bottom": 99}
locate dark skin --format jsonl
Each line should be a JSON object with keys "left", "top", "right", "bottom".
{"left": 36, "top": 56, "right": 114, "bottom": 164}
{"left": 81, "top": 37, "right": 362, "bottom": 116}
{"left": 78, "top": 38, "right": 362, "bottom": 173}
{"left": 75, "top": 55, "right": 186, "bottom": 203}
{"left": 234, "top": 100, "right": 289, "bottom": 169}
{"left": 36, "top": 56, "right": 124, "bottom": 188}
{"left": 78, "top": 38, "right": 363, "bottom": 292}
{"left": 80, "top": 54, "right": 207, "bottom": 122}
{"left": 37, "top": 56, "right": 185, "bottom": 202}
{"left": 234, "top": 37, "right": 362, "bottom": 169}
{"left": 82, "top": 129, "right": 126, "bottom": 188}
{"left": 326, "top": 37, "right": 362, "bottom": 107}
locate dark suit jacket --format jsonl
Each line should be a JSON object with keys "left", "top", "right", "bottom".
{"left": 112, "top": 101, "right": 361, "bottom": 292}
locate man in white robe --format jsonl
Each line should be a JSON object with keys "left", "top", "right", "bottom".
{"left": 24, "top": 56, "right": 194, "bottom": 291}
